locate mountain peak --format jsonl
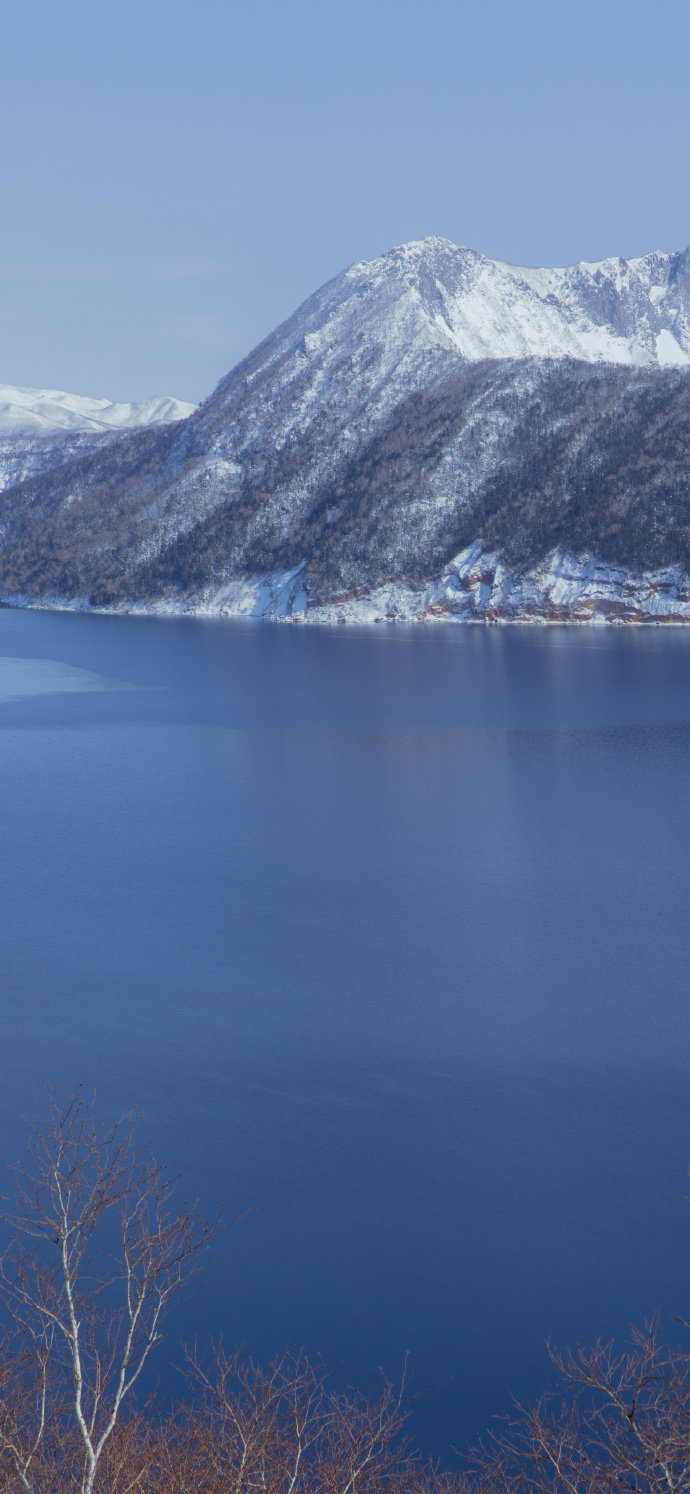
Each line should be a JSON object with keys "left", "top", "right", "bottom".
{"left": 333, "top": 237, "right": 690, "bottom": 367}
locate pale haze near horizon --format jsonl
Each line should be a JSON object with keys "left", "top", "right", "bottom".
{"left": 2, "top": 0, "right": 689, "bottom": 405}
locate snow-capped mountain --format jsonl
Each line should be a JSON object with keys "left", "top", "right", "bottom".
{"left": 0, "top": 236, "right": 689, "bottom": 624}
{"left": 331, "top": 237, "right": 690, "bottom": 367}
{"left": 0, "top": 385, "right": 196, "bottom": 435}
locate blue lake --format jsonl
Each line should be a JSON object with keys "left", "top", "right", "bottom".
{"left": 0, "top": 608, "right": 689, "bottom": 1460}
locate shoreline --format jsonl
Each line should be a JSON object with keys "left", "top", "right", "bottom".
{"left": 4, "top": 543, "right": 690, "bottom": 627}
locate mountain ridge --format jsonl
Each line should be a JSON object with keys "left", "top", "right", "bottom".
{"left": 0, "top": 236, "right": 689, "bottom": 624}
{"left": 269, "top": 235, "right": 690, "bottom": 369}
{"left": 0, "top": 384, "right": 196, "bottom": 435}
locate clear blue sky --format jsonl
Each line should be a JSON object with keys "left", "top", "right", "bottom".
{"left": 2, "top": 0, "right": 689, "bottom": 403}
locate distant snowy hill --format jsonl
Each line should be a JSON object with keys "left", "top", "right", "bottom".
{"left": 0, "top": 385, "right": 196, "bottom": 435}
{"left": 0, "top": 236, "right": 689, "bottom": 624}
{"left": 0, "top": 383, "right": 197, "bottom": 497}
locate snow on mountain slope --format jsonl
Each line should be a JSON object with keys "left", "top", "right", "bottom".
{"left": 0, "top": 385, "right": 196, "bottom": 434}
{"left": 0, "top": 431, "right": 128, "bottom": 494}
{"left": 343, "top": 237, "right": 690, "bottom": 365}
{"left": 2, "top": 354, "right": 689, "bottom": 616}
{"left": 134, "top": 237, "right": 690, "bottom": 573}
{"left": 217, "top": 238, "right": 690, "bottom": 436}
{"left": 1, "top": 235, "right": 690, "bottom": 624}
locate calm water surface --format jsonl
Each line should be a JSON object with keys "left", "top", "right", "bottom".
{"left": 1, "top": 609, "right": 689, "bottom": 1458}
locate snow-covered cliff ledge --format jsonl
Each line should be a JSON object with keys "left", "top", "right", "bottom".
{"left": 6, "top": 545, "right": 690, "bottom": 626}
{"left": 171, "top": 546, "right": 690, "bottom": 624}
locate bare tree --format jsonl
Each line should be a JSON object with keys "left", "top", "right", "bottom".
{"left": 181, "top": 1344, "right": 324, "bottom": 1494}
{"left": 180, "top": 1341, "right": 433, "bottom": 1494}
{"left": 0, "top": 1089, "right": 221, "bottom": 1494}
{"left": 316, "top": 1358, "right": 419, "bottom": 1494}
{"left": 467, "top": 1316, "right": 690, "bottom": 1494}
